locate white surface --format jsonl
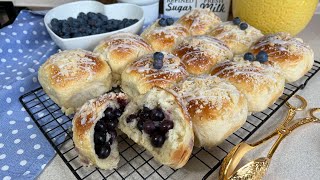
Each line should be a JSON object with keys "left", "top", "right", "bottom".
{"left": 119, "top": 0, "right": 160, "bottom": 24}
{"left": 118, "top": 0, "right": 159, "bottom": 6}
{"left": 38, "top": 14, "right": 320, "bottom": 180}
{"left": 44, "top": 1, "right": 144, "bottom": 50}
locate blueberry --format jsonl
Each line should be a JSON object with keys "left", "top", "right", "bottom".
{"left": 153, "top": 52, "right": 164, "bottom": 69}
{"left": 166, "top": 18, "right": 174, "bottom": 26}
{"left": 78, "top": 12, "right": 86, "bottom": 19}
{"left": 158, "top": 18, "right": 167, "bottom": 27}
{"left": 126, "top": 114, "right": 137, "bottom": 123}
{"left": 87, "top": 12, "right": 96, "bottom": 19}
{"left": 108, "top": 130, "right": 117, "bottom": 145}
{"left": 119, "top": 23, "right": 125, "bottom": 29}
{"left": 106, "top": 119, "right": 118, "bottom": 130}
{"left": 256, "top": 51, "right": 268, "bottom": 63}
{"left": 62, "top": 26, "right": 71, "bottom": 34}
{"left": 143, "top": 120, "right": 156, "bottom": 134}
{"left": 50, "top": 18, "right": 60, "bottom": 27}
{"left": 239, "top": 22, "right": 248, "bottom": 30}
{"left": 86, "top": 28, "right": 93, "bottom": 35}
{"left": 114, "top": 109, "right": 122, "bottom": 118}
{"left": 96, "top": 19, "right": 104, "bottom": 27}
{"left": 95, "top": 120, "right": 106, "bottom": 132}
{"left": 151, "top": 133, "right": 165, "bottom": 148}
{"left": 159, "top": 120, "right": 174, "bottom": 133}
{"left": 88, "top": 19, "right": 97, "bottom": 27}
{"left": 95, "top": 144, "right": 111, "bottom": 159}
{"left": 243, "top": 52, "right": 255, "bottom": 61}
{"left": 152, "top": 108, "right": 165, "bottom": 121}
{"left": 124, "top": 22, "right": 131, "bottom": 28}
{"left": 137, "top": 120, "right": 144, "bottom": 131}
{"left": 104, "top": 107, "right": 115, "bottom": 119}
{"left": 143, "top": 106, "right": 151, "bottom": 113}
{"left": 232, "top": 17, "right": 241, "bottom": 25}
{"left": 123, "top": 18, "right": 128, "bottom": 23}
{"left": 94, "top": 132, "right": 106, "bottom": 144}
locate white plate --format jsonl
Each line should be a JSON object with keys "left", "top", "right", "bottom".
{"left": 44, "top": 1, "right": 144, "bottom": 50}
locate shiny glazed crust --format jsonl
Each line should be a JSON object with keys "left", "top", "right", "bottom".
{"left": 208, "top": 21, "right": 263, "bottom": 55}
{"left": 176, "top": 8, "right": 222, "bottom": 35}
{"left": 173, "top": 35, "right": 233, "bottom": 75}
{"left": 121, "top": 52, "right": 189, "bottom": 98}
{"left": 119, "top": 87, "right": 194, "bottom": 169}
{"left": 141, "top": 19, "right": 190, "bottom": 52}
{"left": 173, "top": 75, "right": 248, "bottom": 147}
{"left": 250, "top": 32, "right": 314, "bottom": 82}
{"left": 211, "top": 58, "right": 285, "bottom": 112}
{"left": 93, "top": 33, "right": 153, "bottom": 84}
{"left": 38, "top": 49, "right": 112, "bottom": 115}
{"left": 72, "top": 92, "right": 128, "bottom": 170}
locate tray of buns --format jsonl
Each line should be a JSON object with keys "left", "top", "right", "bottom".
{"left": 20, "top": 7, "right": 320, "bottom": 180}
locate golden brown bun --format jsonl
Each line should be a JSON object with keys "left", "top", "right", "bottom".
{"left": 141, "top": 19, "right": 189, "bottom": 52}
{"left": 172, "top": 35, "right": 233, "bottom": 75}
{"left": 208, "top": 22, "right": 263, "bottom": 55}
{"left": 72, "top": 92, "right": 128, "bottom": 170}
{"left": 38, "top": 49, "right": 112, "bottom": 115}
{"left": 119, "top": 87, "right": 194, "bottom": 169}
{"left": 250, "top": 32, "right": 314, "bottom": 82}
{"left": 173, "top": 75, "right": 248, "bottom": 147}
{"left": 94, "top": 33, "right": 153, "bottom": 84}
{"left": 211, "top": 57, "right": 285, "bottom": 112}
{"left": 175, "top": 8, "right": 221, "bottom": 35}
{"left": 121, "top": 52, "right": 189, "bottom": 98}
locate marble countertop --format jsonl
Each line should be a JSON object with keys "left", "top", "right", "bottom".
{"left": 38, "top": 14, "right": 320, "bottom": 180}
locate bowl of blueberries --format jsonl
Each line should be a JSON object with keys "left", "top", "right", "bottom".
{"left": 44, "top": 1, "right": 144, "bottom": 50}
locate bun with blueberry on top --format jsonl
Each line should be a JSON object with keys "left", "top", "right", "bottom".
{"left": 211, "top": 54, "right": 285, "bottom": 112}
{"left": 250, "top": 32, "right": 314, "bottom": 82}
{"left": 208, "top": 17, "right": 263, "bottom": 55}
{"left": 121, "top": 52, "right": 189, "bottom": 98}
{"left": 141, "top": 18, "right": 189, "bottom": 52}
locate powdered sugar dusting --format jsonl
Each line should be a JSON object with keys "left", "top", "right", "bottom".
{"left": 177, "top": 8, "right": 221, "bottom": 35}
{"left": 209, "top": 21, "right": 263, "bottom": 48}
{"left": 44, "top": 49, "right": 99, "bottom": 83}
{"left": 95, "top": 33, "right": 152, "bottom": 56}
{"left": 251, "top": 32, "right": 313, "bottom": 59}
{"left": 126, "top": 52, "right": 188, "bottom": 85}
{"left": 174, "top": 75, "right": 241, "bottom": 112}
{"left": 174, "top": 35, "right": 233, "bottom": 70}
{"left": 212, "top": 57, "right": 282, "bottom": 89}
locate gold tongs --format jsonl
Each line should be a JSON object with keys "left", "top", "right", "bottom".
{"left": 219, "top": 95, "right": 320, "bottom": 180}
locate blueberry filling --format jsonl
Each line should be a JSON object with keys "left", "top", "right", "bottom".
{"left": 126, "top": 106, "right": 174, "bottom": 148}
{"left": 94, "top": 107, "right": 124, "bottom": 159}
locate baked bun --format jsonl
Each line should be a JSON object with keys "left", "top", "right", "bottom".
{"left": 38, "top": 49, "right": 112, "bottom": 115}
{"left": 93, "top": 33, "right": 153, "bottom": 84}
{"left": 173, "top": 35, "right": 233, "bottom": 75}
{"left": 175, "top": 8, "right": 221, "bottom": 35}
{"left": 72, "top": 92, "right": 129, "bottom": 170}
{"left": 173, "top": 75, "right": 248, "bottom": 147}
{"left": 121, "top": 52, "right": 189, "bottom": 98}
{"left": 208, "top": 22, "right": 263, "bottom": 55}
{"left": 250, "top": 32, "right": 314, "bottom": 82}
{"left": 211, "top": 57, "right": 285, "bottom": 112}
{"left": 141, "top": 19, "right": 189, "bottom": 52}
{"left": 119, "top": 87, "right": 194, "bottom": 169}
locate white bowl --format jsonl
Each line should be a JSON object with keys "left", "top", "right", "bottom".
{"left": 44, "top": 1, "right": 144, "bottom": 50}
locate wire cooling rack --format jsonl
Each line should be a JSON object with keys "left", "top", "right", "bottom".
{"left": 20, "top": 60, "right": 320, "bottom": 180}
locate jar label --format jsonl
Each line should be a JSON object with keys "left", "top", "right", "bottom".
{"left": 163, "top": 0, "right": 231, "bottom": 21}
